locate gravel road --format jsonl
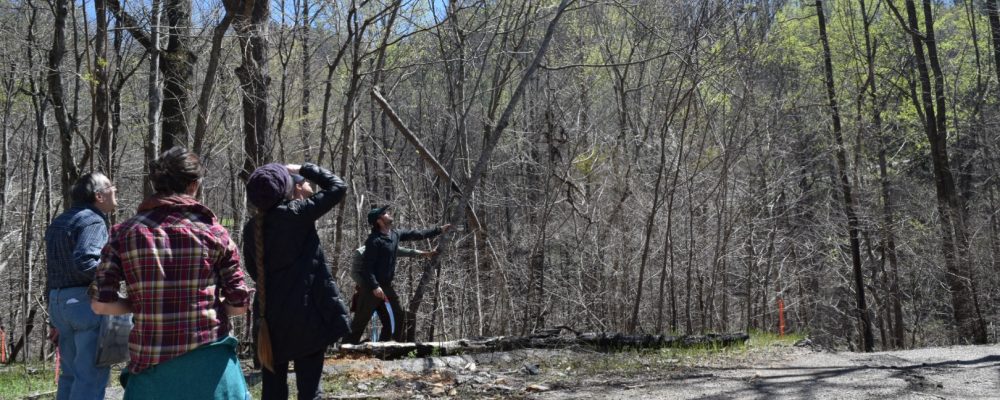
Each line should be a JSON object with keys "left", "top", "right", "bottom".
{"left": 88, "top": 343, "right": 1000, "bottom": 399}
{"left": 537, "top": 345, "right": 1000, "bottom": 399}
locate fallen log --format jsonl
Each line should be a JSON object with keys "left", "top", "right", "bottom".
{"left": 337, "top": 329, "right": 749, "bottom": 360}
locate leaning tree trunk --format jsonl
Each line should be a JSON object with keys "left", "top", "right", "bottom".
{"left": 410, "top": 0, "right": 576, "bottom": 336}
{"left": 192, "top": 13, "right": 232, "bottom": 156}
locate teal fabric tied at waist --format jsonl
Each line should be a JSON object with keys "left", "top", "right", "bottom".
{"left": 121, "top": 336, "right": 250, "bottom": 400}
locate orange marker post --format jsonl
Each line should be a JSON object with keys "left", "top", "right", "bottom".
{"left": 0, "top": 328, "right": 6, "bottom": 363}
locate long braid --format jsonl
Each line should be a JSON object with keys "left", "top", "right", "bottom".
{"left": 254, "top": 209, "right": 275, "bottom": 372}
{"left": 255, "top": 210, "right": 266, "bottom": 319}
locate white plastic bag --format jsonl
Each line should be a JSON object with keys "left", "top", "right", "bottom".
{"left": 95, "top": 314, "right": 132, "bottom": 367}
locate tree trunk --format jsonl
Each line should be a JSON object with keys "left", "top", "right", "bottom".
{"left": 145, "top": 0, "right": 163, "bottom": 196}
{"left": 192, "top": 13, "right": 232, "bottom": 156}
{"left": 7, "top": 307, "right": 36, "bottom": 363}
{"left": 317, "top": 64, "right": 336, "bottom": 166}
{"left": 315, "top": 8, "right": 356, "bottom": 167}
{"left": 106, "top": 0, "right": 192, "bottom": 166}
{"left": 22, "top": 77, "right": 47, "bottom": 361}
{"left": 47, "top": 0, "right": 79, "bottom": 208}
{"left": 892, "top": 0, "right": 987, "bottom": 343}
{"left": 860, "top": 0, "right": 904, "bottom": 349}
{"left": 410, "top": 0, "right": 575, "bottom": 337}
{"left": 986, "top": 0, "right": 1000, "bottom": 88}
{"left": 227, "top": 0, "right": 273, "bottom": 177}
{"left": 0, "top": 63, "right": 14, "bottom": 232}
{"left": 299, "top": 0, "right": 312, "bottom": 160}
{"left": 340, "top": 331, "right": 751, "bottom": 360}
{"left": 815, "top": 0, "right": 874, "bottom": 351}
{"left": 93, "top": 0, "right": 112, "bottom": 173}
{"left": 160, "top": 0, "right": 194, "bottom": 149}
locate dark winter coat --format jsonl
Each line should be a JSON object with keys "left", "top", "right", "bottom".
{"left": 358, "top": 226, "right": 442, "bottom": 291}
{"left": 243, "top": 163, "right": 350, "bottom": 363}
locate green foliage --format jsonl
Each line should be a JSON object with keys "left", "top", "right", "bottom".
{"left": 320, "top": 372, "right": 353, "bottom": 394}
{"left": 762, "top": 0, "right": 995, "bottom": 181}
{"left": 541, "top": 331, "right": 806, "bottom": 379}
{"left": 571, "top": 147, "right": 605, "bottom": 176}
{"left": 0, "top": 362, "right": 58, "bottom": 399}
{"left": 746, "top": 329, "right": 807, "bottom": 348}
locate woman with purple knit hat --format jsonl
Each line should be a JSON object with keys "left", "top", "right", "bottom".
{"left": 243, "top": 163, "right": 351, "bottom": 400}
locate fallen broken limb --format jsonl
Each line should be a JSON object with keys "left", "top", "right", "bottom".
{"left": 337, "top": 330, "right": 749, "bottom": 360}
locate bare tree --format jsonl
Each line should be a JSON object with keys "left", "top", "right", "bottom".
{"left": 888, "top": 0, "right": 988, "bottom": 344}
{"left": 815, "top": 0, "right": 874, "bottom": 352}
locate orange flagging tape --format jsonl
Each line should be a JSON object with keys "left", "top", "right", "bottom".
{"left": 0, "top": 328, "right": 6, "bottom": 363}
{"left": 55, "top": 346, "right": 60, "bottom": 384}
{"left": 778, "top": 297, "right": 786, "bottom": 337}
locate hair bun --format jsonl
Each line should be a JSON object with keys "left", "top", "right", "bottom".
{"left": 148, "top": 147, "right": 205, "bottom": 194}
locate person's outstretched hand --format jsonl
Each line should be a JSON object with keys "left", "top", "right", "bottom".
{"left": 372, "top": 287, "right": 387, "bottom": 301}
{"left": 285, "top": 164, "right": 302, "bottom": 175}
{"left": 422, "top": 246, "right": 439, "bottom": 258}
{"left": 440, "top": 224, "right": 453, "bottom": 233}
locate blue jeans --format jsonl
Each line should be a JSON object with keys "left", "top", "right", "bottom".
{"left": 49, "top": 287, "right": 111, "bottom": 400}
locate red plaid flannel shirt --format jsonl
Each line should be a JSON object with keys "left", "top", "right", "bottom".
{"left": 94, "top": 194, "right": 251, "bottom": 373}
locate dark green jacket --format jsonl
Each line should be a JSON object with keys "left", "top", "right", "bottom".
{"left": 350, "top": 245, "right": 420, "bottom": 287}
{"left": 359, "top": 226, "right": 442, "bottom": 290}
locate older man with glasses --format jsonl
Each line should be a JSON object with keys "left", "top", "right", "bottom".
{"left": 45, "top": 172, "right": 117, "bottom": 399}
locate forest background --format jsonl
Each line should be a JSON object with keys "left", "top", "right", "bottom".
{"left": 1, "top": 0, "right": 999, "bottom": 363}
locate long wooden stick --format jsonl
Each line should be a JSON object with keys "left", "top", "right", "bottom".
{"left": 370, "top": 87, "right": 482, "bottom": 231}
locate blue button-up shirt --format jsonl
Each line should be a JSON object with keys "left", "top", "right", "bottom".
{"left": 45, "top": 202, "right": 109, "bottom": 292}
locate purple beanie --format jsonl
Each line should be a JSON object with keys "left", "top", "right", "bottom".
{"left": 247, "top": 163, "right": 293, "bottom": 210}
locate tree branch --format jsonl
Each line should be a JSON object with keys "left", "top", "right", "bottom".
{"left": 106, "top": 0, "right": 153, "bottom": 50}
{"left": 370, "top": 86, "right": 483, "bottom": 231}
{"left": 540, "top": 50, "right": 672, "bottom": 71}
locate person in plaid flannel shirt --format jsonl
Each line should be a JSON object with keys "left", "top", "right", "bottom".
{"left": 91, "top": 147, "right": 252, "bottom": 399}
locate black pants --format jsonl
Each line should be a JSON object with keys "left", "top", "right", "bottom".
{"left": 261, "top": 349, "right": 325, "bottom": 400}
{"left": 346, "top": 284, "right": 403, "bottom": 344}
